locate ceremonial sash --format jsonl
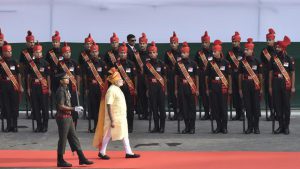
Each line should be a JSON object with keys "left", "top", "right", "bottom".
{"left": 262, "top": 49, "right": 272, "bottom": 62}
{"left": 82, "top": 53, "right": 104, "bottom": 89}
{"left": 167, "top": 51, "right": 177, "bottom": 66}
{"left": 177, "top": 62, "right": 197, "bottom": 94}
{"left": 0, "top": 56, "right": 20, "bottom": 92}
{"left": 241, "top": 59, "right": 260, "bottom": 90}
{"left": 134, "top": 52, "right": 144, "bottom": 71}
{"left": 22, "top": 50, "right": 48, "bottom": 94}
{"left": 198, "top": 51, "right": 208, "bottom": 68}
{"left": 210, "top": 61, "right": 228, "bottom": 88}
{"left": 274, "top": 56, "right": 291, "bottom": 90}
{"left": 116, "top": 63, "right": 135, "bottom": 95}
{"left": 49, "top": 50, "right": 59, "bottom": 65}
{"left": 228, "top": 51, "right": 239, "bottom": 68}
{"left": 108, "top": 51, "right": 117, "bottom": 64}
{"left": 59, "top": 61, "right": 77, "bottom": 92}
{"left": 145, "top": 62, "right": 165, "bottom": 90}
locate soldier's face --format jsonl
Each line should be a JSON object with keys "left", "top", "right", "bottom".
{"left": 267, "top": 39, "right": 275, "bottom": 46}
{"left": 34, "top": 50, "right": 43, "bottom": 58}
{"left": 63, "top": 51, "right": 71, "bottom": 59}
{"left": 26, "top": 40, "right": 35, "bottom": 48}
{"left": 202, "top": 41, "right": 210, "bottom": 49}
{"left": 128, "top": 38, "right": 136, "bottom": 46}
{"left": 91, "top": 50, "right": 99, "bottom": 58}
{"left": 232, "top": 41, "right": 240, "bottom": 47}
{"left": 84, "top": 42, "right": 92, "bottom": 50}
{"left": 139, "top": 42, "right": 147, "bottom": 51}
{"left": 119, "top": 51, "right": 127, "bottom": 60}
{"left": 244, "top": 48, "right": 253, "bottom": 56}
{"left": 52, "top": 40, "right": 60, "bottom": 48}
{"left": 213, "top": 51, "right": 221, "bottom": 58}
{"left": 276, "top": 46, "right": 283, "bottom": 52}
{"left": 3, "top": 51, "right": 12, "bottom": 58}
{"left": 0, "top": 39, "right": 4, "bottom": 46}
{"left": 149, "top": 51, "right": 158, "bottom": 59}
{"left": 61, "top": 76, "right": 70, "bottom": 85}
{"left": 170, "top": 42, "right": 179, "bottom": 50}
{"left": 111, "top": 41, "right": 119, "bottom": 49}
{"left": 181, "top": 52, "right": 189, "bottom": 59}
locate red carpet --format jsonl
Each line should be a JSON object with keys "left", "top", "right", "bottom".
{"left": 0, "top": 150, "right": 299, "bottom": 168}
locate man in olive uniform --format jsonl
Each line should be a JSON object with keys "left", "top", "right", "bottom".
{"left": 238, "top": 38, "right": 263, "bottom": 134}
{"left": 27, "top": 42, "right": 51, "bottom": 132}
{"left": 56, "top": 42, "right": 81, "bottom": 129}
{"left": 83, "top": 42, "right": 107, "bottom": 133}
{"left": 104, "top": 33, "right": 120, "bottom": 69}
{"left": 0, "top": 42, "right": 23, "bottom": 132}
{"left": 226, "top": 32, "right": 244, "bottom": 120}
{"left": 164, "top": 32, "right": 181, "bottom": 120}
{"left": 194, "top": 31, "right": 213, "bottom": 120}
{"left": 55, "top": 72, "right": 93, "bottom": 167}
{"left": 144, "top": 41, "right": 167, "bottom": 133}
{"left": 206, "top": 40, "right": 232, "bottom": 134}
{"left": 45, "top": 31, "right": 62, "bottom": 117}
{"left": 175, "top": 42, "right": 199, "bottom": 134}
{"left": 134, "top": 33, "right": 149, "bottom": 120}
{"left": 269, "top": 36, "right": 295, "bottom": 135}
{"left": 126, "top": 34, "right": 137, "bottom": 62}
{"left": 261, "top": 28, "right": 276, "bottom": 121}
{"left": 116, "top": 42, "right": 137, "bottom": 133}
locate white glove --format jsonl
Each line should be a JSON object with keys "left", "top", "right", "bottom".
{"left": 74, "top": 106, "right": 84, "bottom": 113}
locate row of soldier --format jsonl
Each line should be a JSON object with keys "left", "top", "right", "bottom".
{"left": 0, "top": 28, "right": 295, "bottom": 135}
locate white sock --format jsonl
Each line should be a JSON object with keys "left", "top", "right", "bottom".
{"left": 122, "top": 137, "right": 133, "bottom": 155}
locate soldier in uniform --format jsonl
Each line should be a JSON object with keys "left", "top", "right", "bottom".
{"left": 57, "top": 42, "right": 81, "bottom": 129}
{"left": 270, "top": 36, "right": 295, "bottom": 135}
{"left": 261, "top": 28, "right": 276, "bottom": 121}
{"left": 175, "top": 42, "right": 199, "bottom": 134}
{"left": 78, "top": 33, "right": 93, "bottom": 66}
{"left": 27, "top": 42, "right": 51, "bottom": 132}
{"left": 116, "top": 42, "right": 137, "bottom": 133}
{"left": 134, "top": 33, "right": 149, "bottom": 120}
{"left": 226, "top": 32, "right": 244, "bottom": 120}
{"left": 55, "top": 72, "right": 93, "bottom": 167}
{"left": 206, "top": 40, "right": 232, "bottom": 134}
{"left": 0, "top": 42, "right": 23, "bottom": 132}
{"left": 144, "top": 41, "right": 167, "bottom": 133}
{"left": 126, "top": 34, "right": 137, "bottom": 61}
{"left": 238, "top": 38, "right": 263, "bottom": 134}
{"left": 195, "top": 31, "right": 213, "bottom": 120}
{"left": 83, "top": 42, "right": 107, "bottom": 133}
{"left": 164, "top": 32, "right": 181, "bottom": 120}
{"left": 104, "top": 33, "right": 120, "bottom": 69}
{"left": 45, "top": 31, "right": 62, "bottom": 117}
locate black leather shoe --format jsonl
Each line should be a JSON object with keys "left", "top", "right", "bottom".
{"left": 98, "top": 152, "right": 110, "bottom": 160}
{"left": 57, "top": 161, "right": 72, "bottom": 167}
{"left": 189, "top": 129, "right": 195, "bottom": 134}
{"left": 213, "top": 128, "right": 222, "bottom": 134}
{"left": 245, "top": 128, "right": 253, "bottom": 134}
{"left": 284, "top": 128, "right": 290, "bottom": 135}
{"left": 201, "top": 114, "right": 210, "bottom": 120}
{"left": 150, "top": 128, "right": 159, "bottom": 133}
{"left": 181, "top": 128, "right": 190, "bottom": 134}
{"left": 159, "top": 128, "right": 165, "bottom": 133}
{"left": 274, "top": 127, "right": 284, "bottom": 134}
{"left": 254, "top": 128, "right": 260, "bottom": 134}
{"left": 222, "top": 129, "right": 228, "bottom": 134}
{"left": 79, "top": 159, "right": 93, "bottom": 165}
{"left": 12, "top": 127, "right": 18, "bottom": 133}
{"left": 125, "top": 154, "right": 140, "bottom": 158}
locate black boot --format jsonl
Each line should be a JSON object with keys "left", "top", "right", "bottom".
{"left": 151, "top": 120, "right": 160, "bottom": 133}
{"left": 159, "top": 119, "right": 165, "bottom": 133}
{"left": 12, "top": 119, "right": 18, "bottom": 133}
{"left": 77, "top": 150, "right": 93, "bottom": 165}
{"left": 274, "top": 127, "right": 284, "bottom": 134}
{"left": 42, "top": 120, "right": 48, "bottom": 133}
{"left": 57, "top": 154, "right": 72, "bottom": 167}
{"left": 201, "top": 113, "right": 210, "bottom": 120}
{"left": 245, "top": 119, "right": 253, "bottom": 134}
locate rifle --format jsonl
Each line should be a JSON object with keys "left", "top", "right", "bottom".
{"left": 148, "top": 96, "right": 152, "bottom": 132}
{"left": 1, "top": 108, "right": 4, "bottom": 132}
{"left": 229, "top": 94, "right": 233, "bottom": 120}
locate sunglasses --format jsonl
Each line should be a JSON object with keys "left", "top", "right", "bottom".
{"left": 130, "top": 39, "right": 136, "bottom": 42}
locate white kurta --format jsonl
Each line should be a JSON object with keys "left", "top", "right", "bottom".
{"left": 104, "top": 84, "right": 128, "bottom": 141}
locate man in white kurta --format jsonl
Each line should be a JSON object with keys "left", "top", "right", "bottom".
{"left": 97, "top": 67, "right": 140, "bottom": 160}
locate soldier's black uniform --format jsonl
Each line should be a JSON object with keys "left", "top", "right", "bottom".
{"left": 104, "top": 49, "right": 119, "bottom": 69}
{"left": 133, "top": 50, "right": 149, "bottom": 119}
{"left": 117, "top": 58, "right": 136, "bottom": 133}
{"left": 226, "top": 47, "right": 244, "bottom": 120}
{"left": 57, "top": 58, "right": 80, "bottom": 128}
{"left": 0, "top": 57, "right": 20, "bottom": 132}
{"left": 270, "top": 52, "right": 295, "bottom": 134}
{"left": 83, "top": 56, "right": 107, "bottom": 132}
{"left": 206, "top": 57, "right": 231, "bottom": 133}
{"left": 260, "top": 46, "right": 276, "bottom": 119}
{"left": 239, "top": 56, "right": 262, "bottom": 133}
{"left": 78, "top": 49, "right": 91, "bottom": 66}
{"left": 176, "top": 58, "right": 199, "bottom": 134}
{"left": 164, "top": 49, "right": 181, "bottom": 120}
{"left": 45, "top": 47, "right": 62, "bottom": 92}
{"left": 194, "top": 48, "right": 213, "bottom": 120}
{"left": 28, "top": 58, "right": 50, "bottom": 132}
{"left": 144, "top": 58, "right": 166, "bottom": 133}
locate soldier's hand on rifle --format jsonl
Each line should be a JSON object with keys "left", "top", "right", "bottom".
{"left": 228, "top": 88, "right": 232, "bottom": 95}
{"left": 146, "top": 90, "right": 149, "bottom": 97}
{"left": 195, "top": 91, "right": 199, "bottom": 97}
{"left": 175, "top": 90, "right": 178, "bottom": 98}
{"left": 85, "top": 89, "right": 89, "bottom": 96}
{"left": 292, "top": 87, "right": 296, "bottom": 94}
{"left": 269, "top": 87, "right": 272, "bottom": 96}
{"left": 239, "top": 89, "right": 243, "bottom": 98}
{"left": 74, "top": 106, "right": 84, "bottom": 113}
{"left": 27, "top": 88, "right": 31, "bottom": 96}
{"left": 20, "top": 86, "right": 24, "bottom": 93}
{"left": 48, "top": 89, "right": 51, "bottom": 96}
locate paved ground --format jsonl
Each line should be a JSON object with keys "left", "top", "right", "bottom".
{"left": 1, "top": 112, "right": 300, "bottom": 152}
